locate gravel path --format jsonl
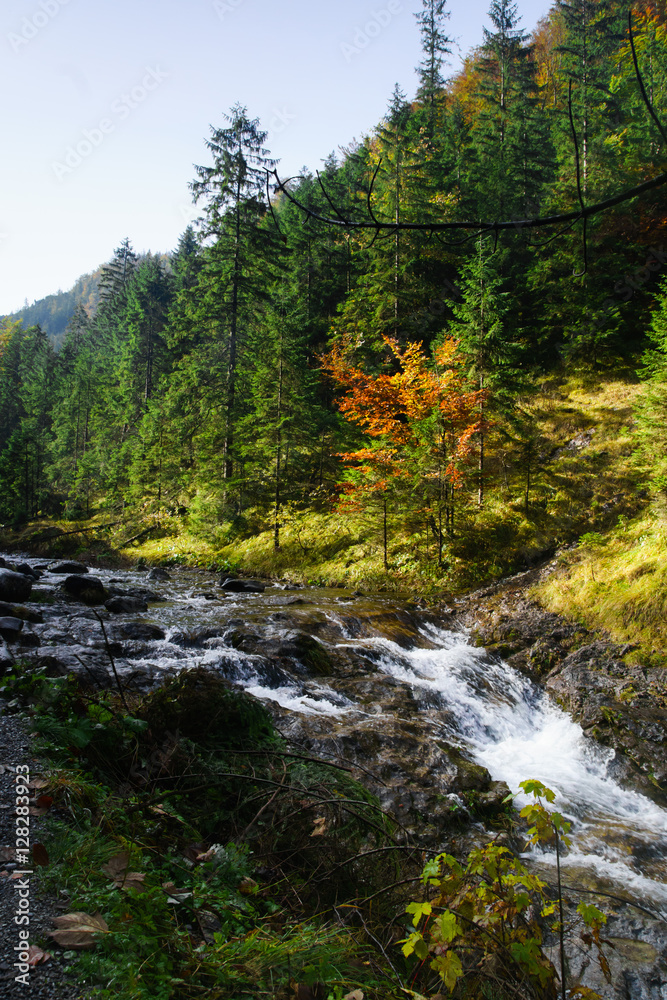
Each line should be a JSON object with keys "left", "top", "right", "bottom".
{"left": 0, "top": 711, "right": 88, "bottom": 999}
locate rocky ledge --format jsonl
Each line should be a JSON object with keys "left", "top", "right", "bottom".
{"left": 451, "top": 559, "right": 667, "bottom": 806}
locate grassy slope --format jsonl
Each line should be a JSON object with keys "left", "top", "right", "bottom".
{"left": 3, "top": 369, "right": 665, "bottom": 652}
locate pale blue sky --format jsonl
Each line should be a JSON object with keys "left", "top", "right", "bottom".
{"left": 0, "top": 0, "right": 555, "bottom": 314}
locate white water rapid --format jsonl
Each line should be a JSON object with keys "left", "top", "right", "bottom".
{"left": 341, "top": 622, "right": 667, "bottom": 916}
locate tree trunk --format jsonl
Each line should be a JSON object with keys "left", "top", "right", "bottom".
{"left": 274, "top": 352, "right": 283, "bottom": 551}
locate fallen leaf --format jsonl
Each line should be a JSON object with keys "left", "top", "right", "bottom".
{"left": 29, "top": 795, "right": 53, "bottom": 816}
{"left": 28, "top": 777, "right": 51, "bottom": 790}
{"left": 0, "top": 846, "right": 15, "bottom": 863}
{"left": 344, "top": 991, "right": 364, "bottom": 1000}
{"left": 183, "top": 842, "right": 207, "bottom": 863}
{"left": 101, "top": 852, "right": 146, "bottom": 891}
{"left": 32, "top": 843, "right": 49, "bottom": 867}
{"left": 101, "top": 851, "right": 131, "bottom": 877}
{"left": 49, "top": 912, "right": 109, "bottom": 949}
{"left": 101, "top": 851, "right": 146, "bottom": 891}
{"left": 310, "top": 816, "right": 327, "bottom": 837}
{"left": 27, "top": 945, "right": 51, "bottom": 966}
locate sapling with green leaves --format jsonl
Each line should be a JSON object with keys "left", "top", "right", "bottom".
{"left": 400, "top": 779, "right": 609, "bottom": 999}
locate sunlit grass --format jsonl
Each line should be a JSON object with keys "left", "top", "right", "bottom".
{"left": 535, "top": 507, "right": 667, "bottom": 656}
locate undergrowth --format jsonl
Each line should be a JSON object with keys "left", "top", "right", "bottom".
{"left": 0, "top": 660, "right": 619, "bottom": 999}
{"left": 0, "top": 663, "right": 410, "bottom": 1000}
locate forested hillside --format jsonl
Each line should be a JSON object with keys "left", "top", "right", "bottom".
{"left": 3, "top": 267, "right": 102, "bottom": 348}
{"left": 1, "top": 0, "right": 666, "bottom": 598}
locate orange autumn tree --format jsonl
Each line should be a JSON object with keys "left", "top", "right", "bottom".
{"left": 321, "top": 335, "right": 484, "bottom": 570}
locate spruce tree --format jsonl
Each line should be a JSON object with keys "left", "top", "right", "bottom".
{"left": 415, "top": 0, "right": 452, "bottom": 109}
{"left": 187, "top": 104, "right": 280, "bottom": 485}
{"left": 450, "top": 239, "right": 526, "bottom": 505}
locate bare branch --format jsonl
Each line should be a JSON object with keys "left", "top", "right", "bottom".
{"left": 269, "top": 10, "right": 667, "bottom": 240}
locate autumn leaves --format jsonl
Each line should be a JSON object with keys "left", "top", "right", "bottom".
{"left": 321, "top": 334, "right": 485, "bottom": 563}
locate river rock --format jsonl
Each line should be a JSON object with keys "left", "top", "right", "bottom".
{"left": 0, "top": 638, "right": 11, "bottom": 672}
{"left": 50, "top": 561, "right": 89, "bottom": 575}
{"left": 545, "top": 642, "right": 667, "bottom": 801}
{"left": 61, "top": 575, "right": 110, "bottom": 605}
{"left": 110, "top": 622, "right": 166, "bottom": 642}
{"left": 12, "top": 562, "right": 40, "bottom": 579}
{"left": 0, "top": 569, "right": 32, "bottom": 603}
{"left": 147, "top": 568, "right": 171, "bottom": 581}
{"left": 0, "top": 601, "right": 42, "bottom": 624}
{"left": 170, "top": 627, "right": 226, "bottom": 648}
{"left": 105, "top": 596, "right": 149, "bottom": 614}
{"left": 232, "top": 630, "right": 334, "bottom": 676}
{"left": 277, "top": 711, "right": 505, "bottom": 840}
{"left": 220, "top": 577, "right": 265, "bottom": 593}
{"left": 0, "top": 617, "right": 23, "bottom": 642}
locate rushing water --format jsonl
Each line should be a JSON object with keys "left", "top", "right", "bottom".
{"left": 6, "top": 559, "right": 667, "bottom": 918}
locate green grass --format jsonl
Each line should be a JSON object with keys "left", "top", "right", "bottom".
{"left": 3, "top": 370, "right": 663, "bottom": 646}
{"left": 535, "top": 506, "right": 667, "bottom": 658}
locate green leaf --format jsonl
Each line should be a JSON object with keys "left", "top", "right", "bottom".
{"left": 431, "top": 950, "right": 463, "bottom": 992}
{"left": 401, "top": 931, "right": 428, "bottom": 959}
{"left": 406, "top": 901, "right": 432, "bottom": 927}
{"left": 577, "top": 902, "right": 607, "bottom": 928}
{"left": 435, "top": 911, "right": 461, "bottom": 943}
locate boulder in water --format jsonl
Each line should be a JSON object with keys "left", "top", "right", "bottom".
{"left": 0, "top": 617, "right": 23, "bottom": 642}
{"left": 147, "top": 568, "right": 171, "bottom": 581}
{"left": 105, "top": 596, "right": 149, "bottom": 614}
{"left": 61, "top": 575, "right": 109, "bottom": 605}
{"left": 111, "top": 621, "right": 166, "bottom": 642}
{"left": 50, "top": 561, "right": 89, "bottom": 575}
{"left": 0, "top": 569, "right": 32, "bottom": 603}
{"left": 12, "top": 562, "right": 40, "bottom": 579}
{"left": 219, "top": 577, "right": 265, "bottom": 593}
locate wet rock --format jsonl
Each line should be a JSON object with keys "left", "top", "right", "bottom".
{"left": 233, "top": 629, "right": 334, "bottom": 677}
{"left": 0, "top": 569, "right": 32, "bottom": 603}
{"left": 125, "top": 587, "right": 166, "bottom": 603}
{"left": 170, "top": 627, "right": 226, "bottom": 648}
{"left": 0, "top": 602, "right": 42, "bottom": 624}
{"left": 0, "top": 639, "right": 12, "bottom": 672}
{"left": 277, "top": 711, "right": 496, "bottom": 841}
{"left": 190, "top": 591, "right": 218, "bottom": 601}
{"left": 110, "top": 622, "right": 166, "bottom": 642}
{"left": 50, "top": 561, "right": 89, "bottom": 575}
{"left": 12, "top": 561, "right": 41, "bottom": 579}
{"left": 105, "top": 596, "right": 149, "bottom": 614}
{"left": 471, "top": 780, "right": 512, "bottom": 819}
{"left": 220, "top": 577, "right": 265, "bottom": 593}
{"left": 147, "top": 568, "right": 171, "bottom": 581}
{"left": 564, "top": 909, "right": 667, "bottom": 1000}
{"left": 545, "top": 643, "right": 667, "bottom": 802}
{"left": 0, "top": 617, "right": 23, "bottom": 642}
{"left": 61, "top": 575, "right": 110, "bottom": 605}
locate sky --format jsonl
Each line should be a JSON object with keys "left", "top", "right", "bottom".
{"left": 0, "top": 0, "right": 555, "bottom": 315}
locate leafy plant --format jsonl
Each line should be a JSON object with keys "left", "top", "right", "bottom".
{"left": 400, "top": 779, "right": 609, "bottom": 999}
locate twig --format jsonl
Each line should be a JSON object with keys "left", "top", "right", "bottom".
{"left": 91, "top": 610, "right": 130, "bottom": 712}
